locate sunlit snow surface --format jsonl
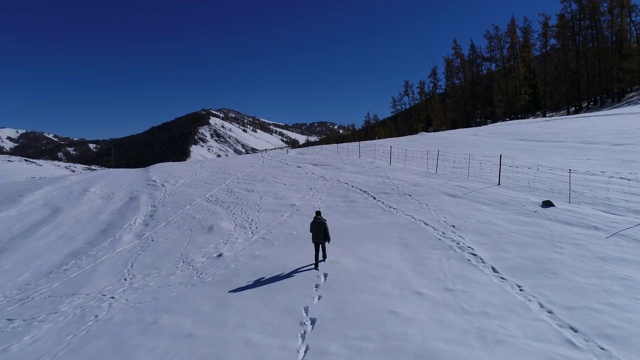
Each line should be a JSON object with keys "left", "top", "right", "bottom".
{"left": 1, "top": 106, "right": 639, "bottom": 359}
{"left": 0, "top": 156, "right": 101, "bottom": 183}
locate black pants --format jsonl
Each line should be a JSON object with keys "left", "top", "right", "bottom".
{"left": 314, "top": 243, "right": 327, "bottom": 267}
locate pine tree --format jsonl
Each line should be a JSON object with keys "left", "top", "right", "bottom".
{"left": 484, "top": 24, "right": 510, "bottom": 119}
{"left": 537, "top": 13, "right": 554, "bottom": 117}
{"left": 466, "top": 39, "right": 486, "bottom": 122}
{"left": 506, "top": 16, "right": 523, "bottom": 117}
{"left": 518, "top": 16, "right": 538, "bottom": 117}
{"left": 428, "top": 65, "right": 445, "bottom": 130}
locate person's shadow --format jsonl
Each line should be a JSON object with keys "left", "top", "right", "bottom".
{"left": 228, "top": 263, "right": 315, "bottom": 293}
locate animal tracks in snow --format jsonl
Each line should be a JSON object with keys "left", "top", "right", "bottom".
{"left": 296, "top": 271, "right": 328, "bottom": 360}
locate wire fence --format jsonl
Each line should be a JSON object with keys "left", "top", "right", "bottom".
{"left": 305, "top": 142, "right": 640, "bottom": 216}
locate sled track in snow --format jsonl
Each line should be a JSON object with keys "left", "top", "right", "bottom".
{"left": 285, "top": 154, "right": 620, "bottom": 360}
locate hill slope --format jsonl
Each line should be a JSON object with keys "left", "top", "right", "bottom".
{"left": 0, "top": 155, "right": 102, "bottom": 183}
{"left": 1, "top": 106, "right": 639, "bottom": 359}
{"left": 1, "top": 109, "right": 348, "bottom": 168}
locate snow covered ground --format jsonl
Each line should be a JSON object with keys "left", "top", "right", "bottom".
{"left": 0, "top": 155, "right": 102, "bottom": 183}
{"left": 1, "top": 106, "right": 639, "bottom": 360}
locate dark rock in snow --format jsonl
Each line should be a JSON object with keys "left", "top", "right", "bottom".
{"left": 541, "top": 200, "right": 555, "bottom": 208}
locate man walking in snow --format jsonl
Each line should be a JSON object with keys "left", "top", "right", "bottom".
{"left": 310, "top": 210, "right": 331, "bottom": 270}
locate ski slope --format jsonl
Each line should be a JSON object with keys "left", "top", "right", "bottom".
{"left": 1, "top": 107, "right": 640, "bottom": 360}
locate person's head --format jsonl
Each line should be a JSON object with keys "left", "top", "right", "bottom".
{"left": 315, "top": 210, "right": 322, "bottom": 217}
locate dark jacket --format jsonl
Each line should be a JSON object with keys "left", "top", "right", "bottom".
{"left": 310, "top": 216, "right": 331, "bottom": 244}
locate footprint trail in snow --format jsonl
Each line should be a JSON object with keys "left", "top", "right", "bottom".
{"left": 296, "top": 271, "right": 328, "bottom": 360}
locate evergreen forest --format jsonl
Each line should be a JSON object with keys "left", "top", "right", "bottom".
{"left": 306, "top": 0, "right": 640, "bottom": 146}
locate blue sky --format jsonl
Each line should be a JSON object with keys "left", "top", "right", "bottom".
{"left": 1, "top": 0, "right": 560, "bottom": 139}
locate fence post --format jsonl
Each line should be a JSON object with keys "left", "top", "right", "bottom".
{"left": 359, "top": 142, "right": 361, "bottom": 158}
{"left": 498, "top": 154, "right": 502, "bottom": 185}
{"left": 468, "top": 154, "right": 471, "bottom": 178}
{"left": 374, "top": 144, "right": 376, "bottom": 161}
{"left": 436, "top": 150, "right": 440, "bottom": 174}
{"left": 389, "top": 146, "right": 393, "bottom": 165}
{"left": 569, "top": 169, "right": 572, "bottom": 203}
{"left": 337, "top": 143, "right": 339, "bottom": 155}
{"left": 405, "top": 149, "right": 408, "bottom": 167}
{"left": 426, "top": 150, "right": 429, "bottom": 172}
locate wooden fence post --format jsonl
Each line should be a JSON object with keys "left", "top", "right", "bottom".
{"left": 389, "top": 146, "right": 393, "bottom": 165}
{"left": 569, "top": 169, "right": 572, "bottom": 203}
{"left": 498, "top": 154, "right": 502, "bottom": 185}
{"left": 436, "top": 150, "right": 440, "bottom": 174}
{"left": 426, "top": 150, "right": 429, "bottom": 172}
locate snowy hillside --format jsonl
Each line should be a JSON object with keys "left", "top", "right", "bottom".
{"left": 1, "top": 106, "right": 639, "bottom": 359}
{"left": 0, "top": 127, "right": 26, "bottom": 151}
{"left": 0, "top": 155, "right": 102, "bottom": 183}
{"left": 0, "top": 127, "right": 68, "bottom": 153}
{"left": 1, "top": 108, "right": 314, "bottom": 166}
{"left": 189, "top": 110, "right": 307, "bottom": 159}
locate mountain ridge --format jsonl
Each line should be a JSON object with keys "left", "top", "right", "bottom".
{"left": 0, "top": 108, "right": 350, "bottom": 168}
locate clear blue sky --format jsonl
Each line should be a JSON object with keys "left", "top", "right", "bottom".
{"left": 1, "top": 0, "right": 560, "bottom": 139}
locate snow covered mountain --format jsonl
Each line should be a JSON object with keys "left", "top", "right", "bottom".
{"left": 189, "top": 109, "right": 313, "bottom": 159}
{"left": 0, "top": 109, "right": 346, "bottom": 168}
{"left": 0, "top": 127, "right": 77, "bottom": 155}
{"left": 0, "top": 127, "right": 25, "bottom": 151}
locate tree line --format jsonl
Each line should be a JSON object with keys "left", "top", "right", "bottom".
{"left": 303, "top": 0, "right": 640, "bottom": 146}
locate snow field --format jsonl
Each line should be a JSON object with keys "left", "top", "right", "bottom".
{"left": 1, "top": 105, "right": 640, "bottom": 359}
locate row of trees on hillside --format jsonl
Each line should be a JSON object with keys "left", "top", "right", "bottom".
{"left": 394, "top": 0, "right": 640, "bottom": 133}
{"left": 304, "top": 0, "right": 640, "bottom": 147}
{"left": 411, "top": 0, "right": 638, "bottom": 131}
{"left": 69, "top": 111, "right": 212, "bottom": 168}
